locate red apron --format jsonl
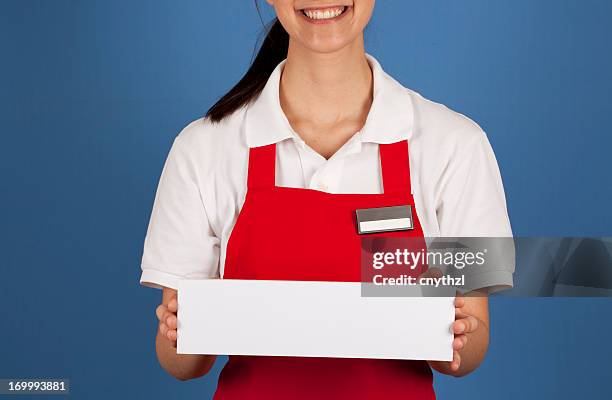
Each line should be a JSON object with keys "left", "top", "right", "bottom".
{"left": 216, "top": 139, "right": 435, "bottom": 399}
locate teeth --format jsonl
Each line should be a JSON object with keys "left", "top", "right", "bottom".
{"left": 303, "top": 7, "right": 345, "bottom": 20}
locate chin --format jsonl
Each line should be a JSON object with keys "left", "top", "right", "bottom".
{"left": 297, "top": 33, "right": 357, "bottom": 54}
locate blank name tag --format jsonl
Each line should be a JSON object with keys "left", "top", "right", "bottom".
{"left": 355, "top": 205, "right": 414, "bottom": 234}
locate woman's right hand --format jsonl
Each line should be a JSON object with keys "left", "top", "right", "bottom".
{"left": 156, "top": 294, "right": 178, "bottom": 347}
{"left": 154, "top": 287, "right": 215, "bottom": 380}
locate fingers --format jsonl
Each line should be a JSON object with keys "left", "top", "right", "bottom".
{"left": 156, "top": 304, "right": 177, "bottom": 328}
{"left": 166, "top": 327, "right": 177, "bottom": 341}
{"left": 158, "top": 316, "right": 177, "bottom": 342}
{"left": 158, "top": 322, "right": 177, "bottom": 341}
{"left": 450, "top": 351, "right": 461, "bottom": 372}
{"left": 449, "top": 292, "right": 471, "bottom": 374}
{"left": 155, "top": 304, "right": 166, "bottom": 321}
{"left": 165, "top": 314, "right": 177, "bottom": 330}
{"left": 454, "top": 308, "right": 469, "bottom": 320}
{"left": 156, "top": 298, "right": 178, "bottom": 343}
{"left": 167, "top": 298, "right": 178, "bottom": 313}
{"left": 454, "top": 294, "right": 465, "bottom": 308}
{"left": 158, "top": 319, "right": 168, "bottom": 337}
{"left": 453, "top": 315, "right": 479, "bottom": 334}
{"left": 452, "top": 333, "right": 468, "bottom": 351}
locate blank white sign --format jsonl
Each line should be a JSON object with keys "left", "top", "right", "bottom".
{"left": 177, "top": 279, "right": 454, "bottom": 361}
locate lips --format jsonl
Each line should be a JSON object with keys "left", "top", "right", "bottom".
{"left": 298, "top": 5, "right": 350, "bottom": 22}
{"left": 302, "top": 6, "right": 346, "bottom": 20}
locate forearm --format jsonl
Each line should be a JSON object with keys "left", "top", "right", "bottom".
{"left": 155, "top": 330, "right": 216, "bottom": 380}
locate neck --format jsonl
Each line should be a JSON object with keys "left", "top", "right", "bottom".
{"left": 280, "top": 37, "right": 372, "bottom": 127}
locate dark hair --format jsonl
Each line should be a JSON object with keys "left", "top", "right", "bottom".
{"left": 205, "top": 15, "right": 289, "bottom": 123}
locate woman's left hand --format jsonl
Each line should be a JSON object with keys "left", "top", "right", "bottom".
{"left": 445, "top": 294, "right": 480, "bottom": 372}
{"left": 421, "top": 268, "right": 489, "bottom": 376}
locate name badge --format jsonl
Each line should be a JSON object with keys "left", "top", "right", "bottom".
{"left": 355, "top": 205, "right": 414, "bottom": 234}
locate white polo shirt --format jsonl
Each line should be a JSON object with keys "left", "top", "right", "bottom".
{"left": 140, "top": 54, "right": 514, "bottom": 291}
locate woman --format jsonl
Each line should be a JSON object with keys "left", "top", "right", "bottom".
{"left": 141, "top": 0, "right": 513, "bottom": 398}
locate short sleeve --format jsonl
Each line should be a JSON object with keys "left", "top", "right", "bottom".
{"left": 436, "top": 129, "right": 514, "bottom": 293}
{"left": 140, "top": 135, "right": 220, "bottom": 289}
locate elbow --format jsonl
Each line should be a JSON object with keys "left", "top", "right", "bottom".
{"left": 453, "top": 339, "right": 490, "bottom": 378}
{"left": 449, "top": 367, "right": 476, "bottom": 378}
{"left": 174, "top": 372, "right": 199, "bottom": 382}
{"left": 163, "top": 362, "right": 213, "bottom": 382}
{"left": 162, "top": 355, "right": 217, "bottom": 382}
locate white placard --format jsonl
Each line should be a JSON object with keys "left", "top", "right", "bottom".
{"left": 177, "top": 279, "right": 454, "bottom": 361}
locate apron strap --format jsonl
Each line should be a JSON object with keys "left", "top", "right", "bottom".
{"left": 379, "top": 140, "right": 412, "bottom": 194}
{"left": 248, "top": 140, "right": 412, "bottom": 193}
{"left": 247, "top": 144, "right": 276, "bottom": 189}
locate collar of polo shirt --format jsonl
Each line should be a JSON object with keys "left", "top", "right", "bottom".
{"left": 244, "top": 54, "right": 415, "bottom": 149}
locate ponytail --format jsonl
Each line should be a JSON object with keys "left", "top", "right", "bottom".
{"left": 206, "top": 18, "right": 289, "bottom": 123}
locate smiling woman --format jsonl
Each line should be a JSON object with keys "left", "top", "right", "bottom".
{"left": 142, "top": 0, "right": 511, "bottom": 398}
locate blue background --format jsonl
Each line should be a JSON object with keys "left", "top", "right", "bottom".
{"left": 1, "top": 0, "right": 611, "bottom": 398}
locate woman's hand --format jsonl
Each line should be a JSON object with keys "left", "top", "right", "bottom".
{"left": 446, "top": 294, "right": 480, "bottom": 372}
{"left": 156, "top": 294, "right": 178, "bottom": 347}
{"left": 427, "top": 291, "right": 489, "bottom": 376}
{"left": 154, "top": 287, "right": 216, "bottom": 380}
{"left": 420, "top": 267, "right": 490, "bottom": 377}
